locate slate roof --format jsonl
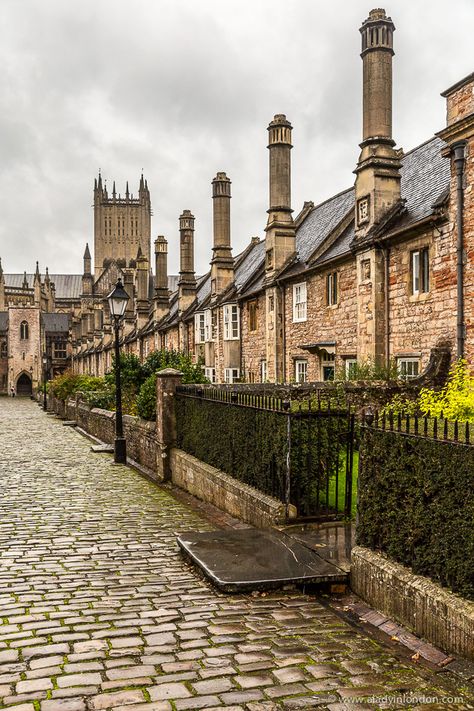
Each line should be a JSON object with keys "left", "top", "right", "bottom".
{"left": 5, "top": 273, "right": 180, "bottom": 301}
{"left": 296, "top": 188, "right": 355, "bottom": 264}
{"left": 385, "top": 136, "right": 450, "bottom": 234}
{"left": 0, "top": 312, "right": 7, "bottom": 331}
{"left": 282, "top": 136, "right": 451, "bottom": 278}
{"left": 234, "top": 240, "right": 265, "bottom": 291}
{"left": 316, "top": 222, "right": 356, "bottom": 265}
{"left": 41, "top": 313, "right": 70, "bottom": 333}
{"left": 5, "top": 274, "right": 83, "bottom": 299}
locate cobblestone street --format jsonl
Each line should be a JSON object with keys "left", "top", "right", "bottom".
{"left": 0, "top": 399, "right": 473, "bottom": 711}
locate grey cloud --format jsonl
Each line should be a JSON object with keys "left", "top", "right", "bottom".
{"left": 0, "top": 0, "right": 473, "bottom": 277}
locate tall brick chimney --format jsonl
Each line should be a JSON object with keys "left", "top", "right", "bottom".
{"left": 355, "top": 8, "right": 401, "bottom": 238}
{"left": 211, "top": 172, "right": 234, "bottom": 298}
{"left": 264, "top": 114, "right": 296, "bottom": 280}
{"left": 178, "top": 210, "right": 197, "bottom": 314}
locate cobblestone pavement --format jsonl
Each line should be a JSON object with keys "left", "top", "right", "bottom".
{"left": 0, "top": 399, "right": 473, "bottom": 711}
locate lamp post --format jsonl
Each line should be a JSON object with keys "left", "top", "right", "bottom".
{"left": 42, "top": 353, "right": 48, "bottom": 411}
{"left": 107, "top": 278, "right": 130, "bottom": 464}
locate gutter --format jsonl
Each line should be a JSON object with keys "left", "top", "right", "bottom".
{"left": 452, "top": 142, "right": 466, "bottom": 359}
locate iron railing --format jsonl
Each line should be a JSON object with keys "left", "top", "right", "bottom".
{"left": 175, "top": 385, "right": 356, "bottom": 519}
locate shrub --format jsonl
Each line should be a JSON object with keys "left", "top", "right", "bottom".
{"left": 136, "top": 374, "right": 158, "bottom": 420}
{"left": 418, "top": 359, "right": 474, "bottom": 422}
{"left": 49, "top": 371, "right": 107, "bottom": 401}
{"left": 381, "top": 359, "right": 474, "bottom": 422}
{"left": 136, "top": 350, "right": 208, "bottom": 420}
{"left": 336, "top": 358, "right": 399, "bottom": 382}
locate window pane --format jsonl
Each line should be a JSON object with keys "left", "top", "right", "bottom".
{"left": 412, "top": 251, "right": 420, "bottom": 293}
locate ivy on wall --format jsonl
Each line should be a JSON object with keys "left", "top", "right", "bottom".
{"left": 357, "top": 428, "right": 474, "bottom": 599}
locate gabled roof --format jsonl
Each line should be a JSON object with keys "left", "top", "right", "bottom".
{"left": 279, "top": 135, "right": 451, "bottom": 280}
{"left": 296, "top": 188, "right": 355, "bottom": 264}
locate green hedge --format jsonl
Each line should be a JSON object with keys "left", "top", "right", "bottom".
{"left": 176, "top": 395, "right": 353, "bottom": 516}
{"left": 357, "top": 428, "right": 474, "bottom": 599}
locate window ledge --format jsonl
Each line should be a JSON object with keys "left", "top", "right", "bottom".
{"left": 409, "top": 291, "right": 430, "bottom": 303}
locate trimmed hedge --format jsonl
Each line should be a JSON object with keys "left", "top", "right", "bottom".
{"left": 175, "top": 394, "right": 353, "bottom": 516}
{"left": 357, "top": 428, "right": 474, "bottom": 599}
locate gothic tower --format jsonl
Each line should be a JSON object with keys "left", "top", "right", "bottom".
{"left": 93, "top": 173, "right": 152, "bottom": 279}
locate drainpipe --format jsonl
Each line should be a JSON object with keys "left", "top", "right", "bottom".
{"left": 453, "top": 142, "right": 466, "bottom": 359}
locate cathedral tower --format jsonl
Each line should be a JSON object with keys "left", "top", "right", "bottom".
{"left": 93, "top": 173, "right": 151, "bottom": 279}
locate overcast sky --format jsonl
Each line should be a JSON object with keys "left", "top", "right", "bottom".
{"left": 1, "top": 0, "right": 473, "bottom": 277}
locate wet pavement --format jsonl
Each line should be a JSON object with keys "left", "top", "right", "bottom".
{"left": 0, "top": 398, "right": 473, "bottom": 710}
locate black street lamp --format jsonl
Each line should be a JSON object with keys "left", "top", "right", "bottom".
{"left": 107, "top": 278, "right": 129, "bottom": 464}
{"left": 42, "top": 353, "right": 48, "bottom": 411}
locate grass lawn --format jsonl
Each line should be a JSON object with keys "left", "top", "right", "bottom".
{"left": 324, "top": 450, "right": 359, "bottom": 519}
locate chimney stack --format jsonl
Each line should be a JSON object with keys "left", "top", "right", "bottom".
{"left": 264, "top": 114, "right": 296, "bottom": 280}
{"left": 178, "top": 210, "right": 197, "bottom": 314}
{"left": 211, "top": 172, "right": 234, "bottom": 297}
{"left": 355, "top": 9, "right": 401, "bottom": 236}
{"left": 154, "top": 235, "right": 169, "bottom": 320}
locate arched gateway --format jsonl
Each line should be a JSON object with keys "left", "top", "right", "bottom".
{"left": 16, "top": 373, "right": 32, "bottom": 397}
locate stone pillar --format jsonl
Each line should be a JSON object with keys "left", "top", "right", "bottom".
{"left": 155, "top": 368, "right": 183, "bottom": 482}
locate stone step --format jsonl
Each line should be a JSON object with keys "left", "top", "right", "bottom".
{"left": 177, "top": 528, "right": 348, "bottom": 593}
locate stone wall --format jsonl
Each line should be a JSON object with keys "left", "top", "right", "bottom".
{"left": 241, "top": 294, "right": 266, "bottom": 382}
{"left": 388, "top": 224, "right": 456, "bottom": 368}
{"left": 352, "top": 546, "right": 474, "bottom": 662}
{"left": 284, "top": 260, "right": 358, "bottom": 381}
{"left": 171, "top": 449, "right": 295, "bottom": 528}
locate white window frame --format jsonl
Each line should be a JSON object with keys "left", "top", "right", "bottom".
{"left": 397, "top": 357, "right": 420, "bottom": 379}
{"left": 345, "top": 358, "right": 357, "bottom": 379}
{"left": 295, "top": 359, "right": 308, "bottom": 383}
{"left": 293, "top": 283, "right": 307, "bottom": 322}
{"left": 204, "top": 309, "right": 213, "bottom": 342}
{"left": 260, "top": 359, "right": 267, "bottom": 383}
{"left": 411, "top": 248, "right": 429, "bottom": 295}
{"left": 224, "top": 367, "right": 240, "bottom": 384}
{"left": 223, "top": 304, "right": 240, "bottom": 340}
{"left": 204, "top": 367, "right": 216, "bottom": 383}
{"left": 327, "top": 272, "right": 338, "bottom": 306}
{"left": 194, "top": 312, "right": 205, "bottom": 344}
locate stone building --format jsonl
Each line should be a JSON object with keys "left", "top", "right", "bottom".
{"left": 6, "top": 9, "right": 474, "bottom": 388}
{"left": 0, "top": 261, "right": 71, "bottom": 395}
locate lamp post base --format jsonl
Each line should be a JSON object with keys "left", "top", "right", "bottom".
{"left": 114, "top": 437, "right": 127, "bottom": 464}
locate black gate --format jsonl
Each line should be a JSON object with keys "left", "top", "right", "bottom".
{"left": 175, "top": 386, "right": 357, "bottom": 520}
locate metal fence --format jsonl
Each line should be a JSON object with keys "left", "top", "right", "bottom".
{"left": 175, "top": 385, "right": 356, "bottom": 520}
{"left": 365, "top": 409, "right": 473, "bottom": 444}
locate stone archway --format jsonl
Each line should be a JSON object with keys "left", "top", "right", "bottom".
{"left": 16, "top": 373, "right": 32, "bottom": 397}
